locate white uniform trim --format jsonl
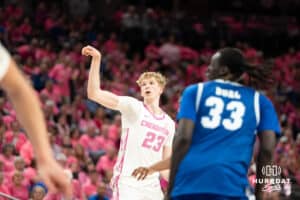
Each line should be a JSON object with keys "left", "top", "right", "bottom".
{"left": 196, "top": 83, "right": 204, "bottom": 112}
{"left": 0, "top": 43, "right": 11, "bottom": 81}
{"left": 254, "top": 91, "right": 260, "bottom": 126}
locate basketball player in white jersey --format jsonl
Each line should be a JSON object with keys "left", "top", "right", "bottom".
{"left": 82, "top": 45, "right": 175, "bottom": 200}
{"left": 0, "top": 43, "right": 72, "bottom": 198}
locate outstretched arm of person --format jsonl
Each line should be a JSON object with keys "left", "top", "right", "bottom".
{"left": 132, "top": 157, "right": 171, "bottom": 180}
{"left": 0, "top": 54, "right": 72, "bottom": 198}
{"left": 82, "top": 45, "right": 120, "bottom": 110}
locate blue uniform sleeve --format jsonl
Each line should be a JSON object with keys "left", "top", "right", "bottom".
{"left": 257, "top": 94, "right": 281, "bottom": 136}
{"left": 176, "top": 84, "right": 198, "bottom": 122}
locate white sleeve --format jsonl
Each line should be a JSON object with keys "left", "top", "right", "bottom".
{"left": 0, "top": 43, "right": 11, "bottom": 81}
{"left": 116, "top": 96, "right": 141, "bottom": 121}
{"left": 164, "top": 120, "right": 175, "bottom": 147}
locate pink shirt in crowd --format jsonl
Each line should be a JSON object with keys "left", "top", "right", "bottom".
{"left": 0, "top": 184, "right": 10, "bottom": 200}
{"left": 96, "top": 155, "right": 116, "bottom": 173}
{"left": 49, "top": 63, "right": 71, "bottom": 97}
{"left": 79, "top": 135, "right": 105, "bottom": 152}
{"left": 0, "top": 155, "right": 14, "bottom": 173}
{"left": 19, "top": 141, "right": 34, "bottom": 165}
{"left": 4, "top": 131, "right": 27, "bottom": 152}
{"left": 8, "top": 184, "right": 29, "bottom": 200}
{"left": 82, "top": 182, "right": 97, "bottom": 198}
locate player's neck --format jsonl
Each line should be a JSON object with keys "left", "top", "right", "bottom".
{"left": 219, "top": 74, "right": 241, "bottom": 83}
{"left": 144, "top": 99, "right": 162, "bottom": 115}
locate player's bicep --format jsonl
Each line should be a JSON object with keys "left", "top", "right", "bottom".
{"left": 88, "top": 89, "right": 120, "bottom": 110}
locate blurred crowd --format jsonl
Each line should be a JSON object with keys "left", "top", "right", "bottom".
{"left": 0, "top": 0, "right": 300, "bottom": 199}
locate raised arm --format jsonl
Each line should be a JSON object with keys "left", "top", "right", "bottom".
{"left": 82, "top": 45, "right": 120, "bottom": 110}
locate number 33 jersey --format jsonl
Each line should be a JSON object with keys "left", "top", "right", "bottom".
{"left": 173, "top": 79, "right": 281, "bottom": 197}
{"left": 112, "top": 96, "right": 175, "bottom": 186}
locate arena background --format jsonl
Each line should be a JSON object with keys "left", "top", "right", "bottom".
{"left": 0, "top": 0, "right": 300, "bottom": 199}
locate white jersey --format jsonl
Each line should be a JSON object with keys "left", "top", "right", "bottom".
{"left": 112, "top": 96, "right": 175, "bottom": 187}
{"left": 0, "top": 43, "right": 10, "bottom": 81}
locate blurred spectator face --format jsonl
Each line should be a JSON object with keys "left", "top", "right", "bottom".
{"left": 31, "top": 185, "right": 47, "bottom": 200}
{"left": 104, "top": 169, "right": 113, "bottom": 182}
{"left": 83, "top": 110, "right": 92, "bottom": 120}
{"left": 70, "top": 128, "right": 80, "bottom": 140}
{"left": 0, "top": 172, "right": 3, "bottom": 184}
{"left": 86, "top": 161, "right": 96, "bottom": 173}
{"left": 101, "top": 124, "right": 109, "bottom": 138}
{"left": 58, "top": 115, "right": 67, "bottom": 125}
{"left": 87, "top": 125, "right": 96, "bottom": 137}
{"left": 74, "top": 144, "right": 85, "bottom": 157}
{"left": 97, "top": 182, "right": 107, "bottom": 196}
{"left": 48, "top": 132, "right": 56, "bottom": 144}
{"left": 56, "top": 153, "right": 67, "bottom": 167}
{"left": 62, "top": 135, "right": 71, "bottom": 146}
{"left": 89, "top": 170, "right": 99, "bottom": 184}
{"left": 11, "top": 121, "right": 20, "bottom": 132}
{"left": 14, "top": 157, "right": 25, "bottom": 171}
{"left": 12, "top": 171, "right": 23, "bottom": 186}
{"left": 107, "top": 145, "right": 116, "bottom": 158}
{"left": 0, "top": 97, "right": 5, "bottom": 109}
{"left": 2, "top": 144, "right": 14, "bottom": 157}
{"left": 284, "top": 127, "right": 293, "bottom": 141}
{"left": 62, "top": 144, "right": 73, "bottom": 157}
{"left": 45, "top": 80, "right": 53, "bottom": 90}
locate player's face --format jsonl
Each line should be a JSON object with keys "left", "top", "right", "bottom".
{"left": 140, "top": 77, "right": 163, "bottom": 100}
{"left": 206, "top": 52, "right": 222, "bottom": 80}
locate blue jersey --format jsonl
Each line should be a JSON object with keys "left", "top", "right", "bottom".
{"left": 172, "top": 79, "right": 280, "bottom": 198}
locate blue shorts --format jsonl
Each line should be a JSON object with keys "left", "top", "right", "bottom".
{"left": 171, "top": 194, "right": 248, "bottom": 200}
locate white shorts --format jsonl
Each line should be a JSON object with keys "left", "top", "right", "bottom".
{"left": 112, "top": 181, "right": 164, "bottom": 200}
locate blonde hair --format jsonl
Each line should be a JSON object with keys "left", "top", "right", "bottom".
{"left": 136, "top": 72, "right": 167, "bottom": 88}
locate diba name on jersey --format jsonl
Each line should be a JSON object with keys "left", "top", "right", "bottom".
{"left": 215, "top": 87, "right": 241, "bottom": 99}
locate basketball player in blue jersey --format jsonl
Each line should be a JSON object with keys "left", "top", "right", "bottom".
{"left": 132, "top": 48, "right": 280, "bottom": 200}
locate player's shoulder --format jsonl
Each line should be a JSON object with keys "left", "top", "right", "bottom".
{"left": 182, "top": 83, "right": 202, "bottom": 96}
{"left": 164, "top": 113, "right": 175, "bottom": 124}
{"left": 119, "top": 96, "right": 142, "bottom": 105}
{"left": 257, "top": 91, "right": 274, "bottom": 107}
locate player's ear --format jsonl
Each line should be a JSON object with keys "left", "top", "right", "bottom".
{"left": 219, "top": 65, "right": 230, "bottom": 76}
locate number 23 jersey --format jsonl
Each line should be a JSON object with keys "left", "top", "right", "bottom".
{"left": 173, "top": 79, "right": 280, "bottom": 197}
{"left": 112, "top": 96, "right": 175, "bottom": 186}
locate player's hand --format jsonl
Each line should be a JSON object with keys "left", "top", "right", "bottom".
{"left": 132, "top": 166, "right": 155, "bottom": 180}
{"left": 81, "top": 45, "right": 101, "bottom": 58}
{"left": 37, "top": 158, "right": 72, "bottom": 199}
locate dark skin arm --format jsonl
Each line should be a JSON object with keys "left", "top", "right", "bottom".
{"left": 255, "top": 130, "right": 277, "bottom": 200}
{"left": 166, "top": 119, "right": 195, "bottom": 200}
